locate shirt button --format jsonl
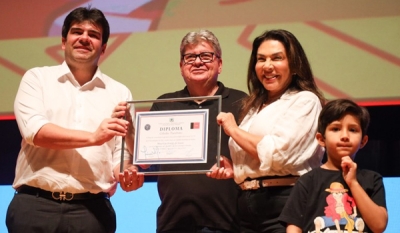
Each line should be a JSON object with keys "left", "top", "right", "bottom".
{"left": 199, "top": 106, "right": 202, "bottom": 109}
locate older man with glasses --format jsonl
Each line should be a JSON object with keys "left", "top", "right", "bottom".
{"left": 150, "top": 29, "right": 248, "bottom": 233}
{"left": 112, "top": 29, "right": 246, "bottom": 233}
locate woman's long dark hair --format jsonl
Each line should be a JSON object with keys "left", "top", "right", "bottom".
{"left": 239, "top": 29, "right": 325, "bottom": 122}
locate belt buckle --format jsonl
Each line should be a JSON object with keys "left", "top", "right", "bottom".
{"left": 52, "top": 191, "right": 74, "bottom": 201}
{"left": 243, "top": 180, "right": 260, "bottom": 190}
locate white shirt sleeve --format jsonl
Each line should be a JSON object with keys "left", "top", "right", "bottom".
{"left": 230, "top": 91, "right": 324, "bottom": 183}
{"left": 256, "top": 92, "right": 322, "bottom": 173}
{"left": 14, "top": 68, "right": 50, "bottom": 145}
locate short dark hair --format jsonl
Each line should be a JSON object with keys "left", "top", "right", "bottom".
{"left": 317, "top": 99, "right": 370, "bottom": 137}
{"left": 61, "top": 6, "right": 110, "bottom": 45}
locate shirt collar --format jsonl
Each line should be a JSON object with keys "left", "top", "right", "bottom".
{"left": 214, "top": 81, "right": 229, "bottom": 99}
{"left": 279, "top": 88, "right": 298, "bottom": 100}
{"left": 182, "top": 81, "right": 229, "bottom": 98}
{"left": 59, "top": 61, "right": 105, "bottom": 88}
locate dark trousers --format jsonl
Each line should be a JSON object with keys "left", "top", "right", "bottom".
{"left": 238, "top": 186, "right": 292, "bottom": 233}
{"left": 6, "top": 192, "right": 116, "bottom": 233}
{"left": 161, "top": 227, "right": 234, "bottom": 233}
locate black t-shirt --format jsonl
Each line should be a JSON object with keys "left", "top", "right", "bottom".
{"left": 279, "top": 167, "right": 386, "bottom": 233}
{"left": 151, "top": 82, "right": 247, "bottom": 232}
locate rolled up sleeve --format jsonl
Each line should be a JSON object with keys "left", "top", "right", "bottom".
{"left": 14, "top": 68, "right": 50, "bottom": 145}
{"left": 257, "top": 95, "right": 322, "bottom": 174}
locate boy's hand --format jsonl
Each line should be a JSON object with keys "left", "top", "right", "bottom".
{"left": 341, "top": 156, "right": 358, "bottom": 187}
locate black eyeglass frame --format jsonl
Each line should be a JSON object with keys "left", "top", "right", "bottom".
{"left": 181, "top": 52, "right": 220, "bottom": 64}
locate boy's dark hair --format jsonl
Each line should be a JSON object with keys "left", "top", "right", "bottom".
{"left": 62, "top": 6, "right": 110, "bottom": 45}
{"left": 317, "top": 99, "right": 370, "bottom": 137}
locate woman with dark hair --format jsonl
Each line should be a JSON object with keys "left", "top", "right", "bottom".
{"left": 210, "top": 29, "right": 325, "bottom": 232}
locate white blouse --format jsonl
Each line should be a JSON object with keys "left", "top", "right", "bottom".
{"left": 229, "top": 90, "right": 324, "bottom": 184}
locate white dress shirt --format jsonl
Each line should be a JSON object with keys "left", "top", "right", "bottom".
{"left": 229, "top": 90, "right": 324, "bottom": 184}
{"left": 13, "top": 61, "right": 133, "bottom": 194}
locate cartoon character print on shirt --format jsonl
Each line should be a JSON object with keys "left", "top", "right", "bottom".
{"left": 313, "top": 182, "right": 366, "bottom": 233}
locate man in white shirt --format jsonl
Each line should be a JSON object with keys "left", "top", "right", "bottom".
{"left": 6, "top": 6, "right": 143, "bottom": 233}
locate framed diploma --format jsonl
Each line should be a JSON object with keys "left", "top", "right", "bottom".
{"left": 134, "top": 109, "right": 208, "bottom": 165}
{"left": 120, "top": 96, "right": 222, "bottom": 175}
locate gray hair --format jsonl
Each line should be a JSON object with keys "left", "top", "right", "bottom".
{"left": 180, "top": 29, "right": 222, "bottom": 59}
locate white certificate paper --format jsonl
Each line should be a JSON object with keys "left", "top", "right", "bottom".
{"left": 133, "top": 109, "right": 209, "bottom": 164}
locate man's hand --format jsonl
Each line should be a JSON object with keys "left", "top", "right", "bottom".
{"left": 207, "top": 156, "right": 234, "bottom": 179}
{"left": 92, "top": 118, "right": 128, "bottom": 146}
{"left": 112, "top": 101, "right": 134, "bottom": 154}
{"left": 112, "top": 101, "right": 131, "bottom": 120}
{"left": 119, "top": 165, "right": 144, "bottom": 192}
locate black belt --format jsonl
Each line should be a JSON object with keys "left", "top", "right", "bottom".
{"left": 17, "top": 185, "right": 109, "bottom": 201}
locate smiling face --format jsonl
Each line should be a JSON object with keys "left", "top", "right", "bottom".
{"left": 62, "top": 20, "right": 106, "bottom": 67}
{"left": 317, "top": 113, "right": 368, "bottom": 168}
{"left": 255, "top": 40, "right": 292, "bottom": 100}
{"left": 180, "top": 41, "right": 222, "bottom": 93}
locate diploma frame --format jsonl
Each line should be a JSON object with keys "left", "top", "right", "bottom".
{"left": 134, "top": 109, "right": 209, "bottom": 165}
{"left": 120, "top": 96, "right": 222, "bottom": 175}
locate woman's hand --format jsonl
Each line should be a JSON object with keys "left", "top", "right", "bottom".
{"left": 216, "top": 112, "right": 238, "bottom": 137}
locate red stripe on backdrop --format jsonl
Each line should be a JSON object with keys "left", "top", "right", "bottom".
{"left": 237, "top": 25, "right": 256, "bottom": 50}
{"left": 0, "top": 106, "right": 150, "bottom": 121}
{"left": 0, "top": 56, "right": 26, "bottom": 76}
{"left": 305, "top": 21, "right": 400, "bottom": 67}
{"left": 0, "top": 115, "right": 16, "bottom": 121}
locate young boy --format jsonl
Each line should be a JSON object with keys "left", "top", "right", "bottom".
{"left": 279, "top": 99, "right": 388, "bottom": 233}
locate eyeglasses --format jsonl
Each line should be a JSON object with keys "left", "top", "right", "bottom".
{"left": 182, "top": 52, "right": 219, "bottom": 64}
